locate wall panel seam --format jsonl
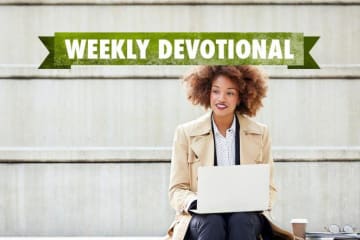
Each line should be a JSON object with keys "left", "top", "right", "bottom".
{"left": 1, "top": 65, "right": 360, "bottom": 80}
{"left": 0, "top": 146, "right": 359, "bottom": 162}
{"left": 1, "top": 0, "right": 360, "bottom": 6}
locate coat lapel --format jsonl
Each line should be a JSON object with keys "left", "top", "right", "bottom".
{"left": 189, "top": 112, "right": 214, "bottom": 167}
{"left": 191, "top": 134, "right": 214, "bottom": 167}
{"left": 189, "top": 112, "right": 263, "bottom": 166}
{"left": 238, "top": 113, "right": 263, "bottom": 164}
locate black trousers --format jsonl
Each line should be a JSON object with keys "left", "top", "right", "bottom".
{"left": 185, "top": 212, "right": 265, "bottom": 240}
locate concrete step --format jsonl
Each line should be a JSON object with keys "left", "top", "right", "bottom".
{"left": 0, "top": 238, "right": 163, "bottom": 240}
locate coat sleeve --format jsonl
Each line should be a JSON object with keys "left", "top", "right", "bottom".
{"left": 262, "top": 125, "right": 277, "bottom": 210}
{"left": 168, "top": 125, "right": 197, "bottom": 214}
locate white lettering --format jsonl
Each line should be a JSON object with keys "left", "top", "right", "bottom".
{"left": 99, "top": 39, "right": 110, "bottom": 59}
{"left": 111, "top": 40, "right": 125, "bottom": 59}
{"left": 137, "top": 39, "right": 150, "bottom": 59}
{"left": 200, "top": 39, "right": 215, "bottom": 59}
{"left": 228, "top": 40, "right": 234, "bottom": 59}
{"left": 87, "top": 39, "right": 98, "bottom": 59}
{"left": 126, "top": 40, "right": 136, "bottom": 59}
{"left": 215, "top": 39, "right": 227, "bottom": 59}
{"left": 284, "top": 39, "right": 294, "bottom": 59}
{"left": 174, "top": 39, "right": 185, "bottom": 59}
{"left": 252, "top": 39, "right": 267, "bottom": 59}
{"left": 186, "top": 39, "right": 200, "bottom": 59}
{"left": 236, "top": 40, "right": 251, "bottom": 59}
{"left": 268, "top": 40, "right": 282, "bottom": 59}
{"left": 159, "top": 39, "right": 172, "bottom": 59}
{"left": 65, "top": 39, "right": 86, "bottom": 59}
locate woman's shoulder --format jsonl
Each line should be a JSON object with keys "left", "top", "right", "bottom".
{"left": 176, "top": 112, "right": 212, "bottom": 137}
{"left": 237, "top": 113, "right": 268, "bottom": 134}
{"left": 175, "top": 112, "right": 269, "bottom": 136}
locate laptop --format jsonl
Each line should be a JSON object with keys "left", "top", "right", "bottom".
{"left": 190, "top": 164, "right": 270, "bottom": 214}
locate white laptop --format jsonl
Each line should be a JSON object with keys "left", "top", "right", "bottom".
{"left": 190, "top": 164, "right": 270, "bottom": 214}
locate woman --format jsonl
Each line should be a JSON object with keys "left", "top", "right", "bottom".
{"left": 166, "top": 65, "right": 291, "bottom": 240}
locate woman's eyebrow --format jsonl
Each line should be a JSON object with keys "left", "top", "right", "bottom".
{"left": 212, "top": 85, "right": 237, "bottom": 90}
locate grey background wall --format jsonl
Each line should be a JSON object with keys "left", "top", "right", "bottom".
{"left": 0, "top": 0, "right": 359, "bottom": 236}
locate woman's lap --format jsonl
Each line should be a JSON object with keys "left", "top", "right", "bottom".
{"left": 185, "top": 212, "right": 264, "bottom": 240}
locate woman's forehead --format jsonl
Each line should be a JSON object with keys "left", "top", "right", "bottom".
{"left": 212, "top": 75, "right": 239, "bottom": 89}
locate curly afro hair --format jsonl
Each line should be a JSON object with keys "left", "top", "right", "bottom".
{"left": 183, "top": 65, "right": 268, "bottom": 117}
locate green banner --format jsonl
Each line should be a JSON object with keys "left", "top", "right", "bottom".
{"left": 39, "top": 32, "right": 319, "bottom": 69}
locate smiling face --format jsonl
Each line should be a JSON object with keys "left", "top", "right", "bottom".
{"left": 210, "top": 75, "right": 240, "bottom": 120}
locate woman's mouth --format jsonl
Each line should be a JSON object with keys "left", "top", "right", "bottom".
{"left": 216, "top": 103, "right": 227, "bottom": 110}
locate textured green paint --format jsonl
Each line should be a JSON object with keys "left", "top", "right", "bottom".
{"left": 288, "top": 36, "right": 320, "bottom": 69}
{"left": 39, "top": 36, "right": 70, "bottom": 69}
{"left": 39, "top": 32, "right": 318, "bottom": 69}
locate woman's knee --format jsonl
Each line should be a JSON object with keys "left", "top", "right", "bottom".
{"left": 228, "top": 212, "right": 260, "bottom": 226}
{"left": 204, "top": 214, "right": 226, "bottom": 228}
{"left": 187, "top": 214, "right": 226, "bottom": 239}
{"left": 227, "top": 213, "right": 263, "bottom": 240}
{"left": 190, "top": 214, "right": 226, "bottom": 229}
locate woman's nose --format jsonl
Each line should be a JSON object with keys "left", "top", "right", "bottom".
{"left": 219, "top": 92, "right": 225, "bottom": 101}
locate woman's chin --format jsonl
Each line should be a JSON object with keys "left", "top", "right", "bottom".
{"left": 212, "top": 110, "right": 234, "bottom": 118}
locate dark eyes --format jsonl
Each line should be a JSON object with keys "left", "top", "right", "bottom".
{"left": 211, "top": 89, "right": 235, "bottom": 96}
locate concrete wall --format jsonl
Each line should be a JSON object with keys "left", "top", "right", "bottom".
{"left": 0, "top": 162, "right": 359, "bottom": 236}
{"left": 0, "top": 0, "right": 359, "bottom": 236}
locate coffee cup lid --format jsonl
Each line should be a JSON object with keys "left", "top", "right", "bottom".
{"left": 290, "top": 218, "right": 308, "bottom": 223}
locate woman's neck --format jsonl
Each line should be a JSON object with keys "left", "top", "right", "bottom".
{"left": 213, "top": 113, "right": 235, "bottom": 136}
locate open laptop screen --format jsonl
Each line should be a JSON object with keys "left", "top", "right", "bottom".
{"left": 193, "top": 164, "right": 270, "bottom": 214}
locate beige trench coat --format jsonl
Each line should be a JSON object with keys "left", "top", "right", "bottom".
{"left": 166, "top": 111, "right": 277, "bottom": 240}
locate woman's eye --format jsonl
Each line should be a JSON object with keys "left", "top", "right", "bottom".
{"left": 212, "top": 89, "right": 219, "bottom": 94}
{"left": 227, "top": 92, "right": 235, "bottom": 96}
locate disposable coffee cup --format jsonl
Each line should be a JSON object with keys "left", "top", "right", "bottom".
{"left": 290, "top": 218, "right": 308, "bottom": 239}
